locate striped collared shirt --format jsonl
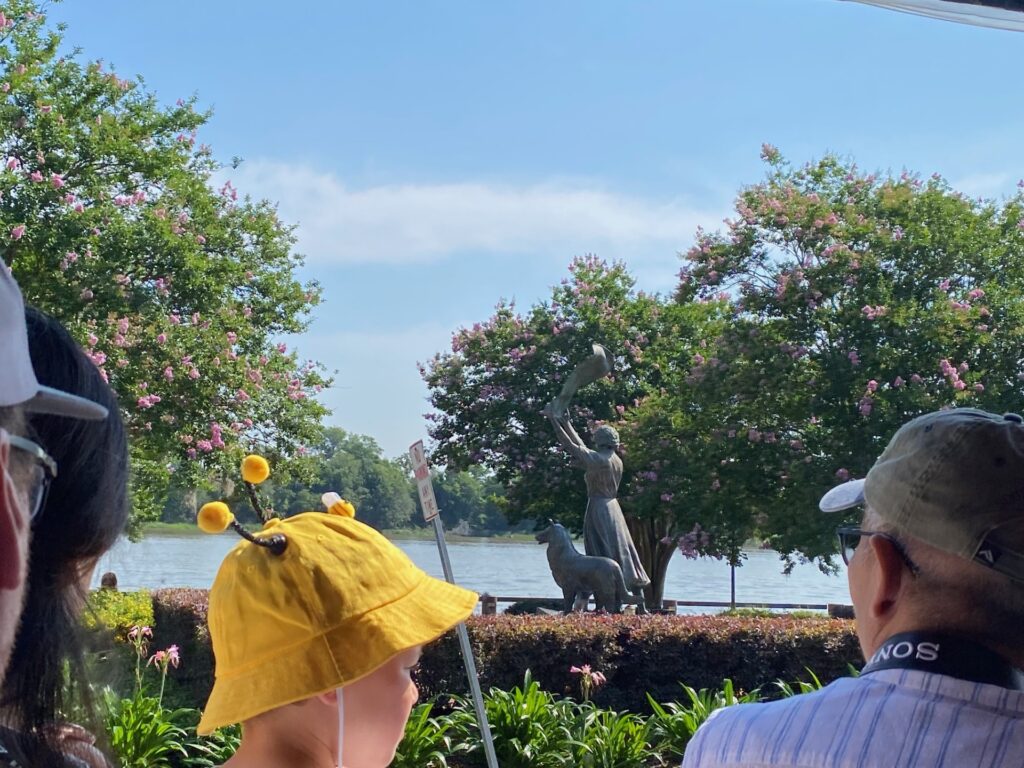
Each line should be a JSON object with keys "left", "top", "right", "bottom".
{"left": 682, "top": 668, "right": 1024, "bottom": 767}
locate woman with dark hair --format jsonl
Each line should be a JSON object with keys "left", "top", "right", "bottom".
{"left": 0, "top": 307, "right": 129, "bottom": 768}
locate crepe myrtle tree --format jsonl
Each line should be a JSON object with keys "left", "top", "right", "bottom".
{"left": 423, "top": 255, "right": 730, "bottom": 604}
{"left": 0, "top": 2, "right": 330, "bottom": 522}
{"left": 673, "top": 146, "right": 1024, "bottom": 566}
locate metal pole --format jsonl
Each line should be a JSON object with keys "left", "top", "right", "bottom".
{"left": 730, "top": 563, "right": 736, "bottom": 610}
{"left": 432, "top": 515, "right": 499, "bottom": 768}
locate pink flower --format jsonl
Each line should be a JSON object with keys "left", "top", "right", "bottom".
{"left": 163, "top": 367, "right": 174, "bottom": 381}
{"left": 188, "top": 368, "right": 200, "bottom": 380}
{"left": 5, "top": 157, "right": 18, "bottom": 170}
{"left": 893, "top": 376, "right": 905, "bottom": 388}
{"left": 50, "top": 173, "right": 64, "bottom": 189}
{"left": 973, "top": 383, "right": 985, "bottom": 393}
{"left": 836, "top": 468, "right": 850, "bottom": 481}
{"left": 910, "top": 373, "right": 923, "bottom": 384}
{"left": 39, "top": 104, "right": 53, "bottom": 114}
{"left": 953, "top": 380, "right": 966, "bottom": 391}
{"left": 847, "top": 350, "right": 860, "bottom": 367}
{"left": 226, "top": 331, "right": 237, "bottom": 343}
{"left": 10, "top": 224, "right": 25, "bottom": 240}
{"left": 866, "top": 380, "right": 878, "bottom": 392}
{"left": 156, "top": 333, "right": 167, "bottom": 345}
{"left": 236, "top": 389, "right": 250, "bottom": 402}
{"left": 80, "top": 288, "right": 94, "bottom": 301}
{"left": 29, "top": 170, "right": 43, "bottom": 182}
{"left": 938, "top": 279, "right": 951, "bottom": 292}
{"left": 196, "top": 234, "right": 206, "bottom": 244}
{"left": 660, "top": 492, "right": 674, "bottom": 502}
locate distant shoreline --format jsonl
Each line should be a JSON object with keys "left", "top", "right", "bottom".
{"left": 140, "top": 521, "right": 539, "bottom": 544}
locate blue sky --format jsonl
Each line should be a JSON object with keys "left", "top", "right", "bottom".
{"left": 52, "top": 0, "right": 1024, "bottom": 458}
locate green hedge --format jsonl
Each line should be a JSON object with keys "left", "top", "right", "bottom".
{"left": 99, "top": 590, "right": 861, "bottom": 713}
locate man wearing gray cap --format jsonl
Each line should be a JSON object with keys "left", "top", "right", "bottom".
{"left": 683, "top": 408, "right": 1024, "bottom": 767}
{"left": 0, "top": 265, "right": 107, "bottom": 686}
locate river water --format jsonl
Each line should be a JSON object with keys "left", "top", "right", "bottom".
{"left": 92, "top": 533, "right": 851, "bottom": 612}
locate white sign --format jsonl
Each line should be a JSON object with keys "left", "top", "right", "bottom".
{"left": 409, "top": 440, "right": 440, "bottom": 522}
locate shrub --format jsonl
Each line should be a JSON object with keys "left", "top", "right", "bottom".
{"left": 83, "top": 590, "right": 154, "bottom": 639}
{"left": 101, "top": 593, "right": 860, "bottom": 714}
{"left": 150, "top": 589, "right": 214, "bottom": 710}
{"left": 419, "top": 614, "right": 860, "bottom": 712}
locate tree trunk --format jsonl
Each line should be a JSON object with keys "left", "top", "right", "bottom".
{"left": 625, "top": 515, "right": 677, "bottom": 609}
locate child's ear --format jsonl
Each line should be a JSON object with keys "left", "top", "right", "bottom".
{"left": 314, "top": 690, "right": 339, "bottom": 706}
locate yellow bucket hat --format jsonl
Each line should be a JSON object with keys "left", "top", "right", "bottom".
{"left": 195, "top": 457, "right": 478, "bottom": 735}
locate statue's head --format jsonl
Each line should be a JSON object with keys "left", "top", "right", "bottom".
{"left": 593, "top": 424, "right": 620, "bottom": 449}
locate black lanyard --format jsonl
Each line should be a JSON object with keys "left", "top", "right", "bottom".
{"left": 861, "top": 632, "right": 1024, "bottom": 690}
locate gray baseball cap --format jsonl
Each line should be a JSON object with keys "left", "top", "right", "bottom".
{"left": 820, "top": 408, "right": 1024, "bottom": 582}
{"left": 0, "top": 265, "right": 108, "bottom": 420}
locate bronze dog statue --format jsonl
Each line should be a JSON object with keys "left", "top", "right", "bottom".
{"left": 536, "top": 522, "right": 633, "bottom": 613}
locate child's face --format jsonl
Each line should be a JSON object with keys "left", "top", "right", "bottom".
{"left": 342, "top": 644, "right": 422, "bottom": 768}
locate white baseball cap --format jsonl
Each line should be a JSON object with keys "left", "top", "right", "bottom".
{"left": 1, "top": 265, "right": 108, "bottom": 420}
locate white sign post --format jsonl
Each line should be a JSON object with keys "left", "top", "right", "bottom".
{"left": 409, "top": 440, "right": 498, "bottom": 768}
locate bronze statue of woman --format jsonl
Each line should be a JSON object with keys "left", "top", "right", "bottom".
{"left": 546, "top": 408, "right": 650, "bottom": 613}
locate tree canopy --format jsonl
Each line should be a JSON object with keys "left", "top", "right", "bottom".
{"left": 0, "top": 2, "right": 329, "bottom": 520}
{"left": 424, "top": 150, "right": 1024, "bottom": 598}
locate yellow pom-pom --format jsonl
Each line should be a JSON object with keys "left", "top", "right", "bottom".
{"left": 322, "top": 492, "right": 355, "bottom": 518}
{"left": 198, "top": 502, "right": 235, "bottom": 533}
{"left": 241, "top": 455, "right": 271, "bottom": 485}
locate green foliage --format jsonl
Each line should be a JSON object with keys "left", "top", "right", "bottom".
{"left": 646, "top": 680, "right": 760, "bottom": 761}
{"left": 573, "top": 705, "right": 655, "bottom": 768}
{"left": 391, "top": 702, "right": 474, "bottom": 768}
{"left": 0, "top": 1, "right": 330, "bottom": 523}
{"left": 472, "top": 671, "right": 579, "bottom": 767}
{"left": 178, "top": 724, "right": 241, "bottom": 768}
{"left": 82, "top": 589, "right": 154, "bottom": 638}
{"left": 103, "top": 689, "right": 190, "bottom": 768}
{"left": 671, "top": 150, "right": 1024, "bottom": 564}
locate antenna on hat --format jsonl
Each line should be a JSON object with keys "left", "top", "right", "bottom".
{"left": 196, "top": 454, "right": 288, "bottom": 555}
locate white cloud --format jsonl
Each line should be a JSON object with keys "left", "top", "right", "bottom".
{"left": 223, "top": 159, "right": 726, "bottom": 267}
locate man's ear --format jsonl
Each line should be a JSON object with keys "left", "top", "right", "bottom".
{"left": 867, "top": 535, "right": 907, "bottom": 620}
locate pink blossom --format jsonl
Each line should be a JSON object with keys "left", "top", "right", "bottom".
{"left": 50, "top": 173, "right": 64, "bottom": 189}
{"left": 10, "top": 224, "right": 25, "bottom": 240}
{"left": 891, "top": 226, "right": 904, "bottom": 241}
{"left": 39, "top": 105, "right": 53, "bottom": 114}
{"left": 80, "top": 288, "right": 94, "bottom": 301}
{"left": 236, "top": 389, "right": 251, "bottom": 402}
{"left": 847, "top": 350, "right": 860, "bottom": 367}
{"left": 938, "top": 279, "right": 951, "bottom": 292}
{"left": 87, "top": 333, "right": 98, "bottom": 347}
{"left": 29, "top": 170, "right": 43, "bottom": 182}
{"left": 276, "top": 343, "right": 287, "bottom": 354}
{"left": 836, "top": 468, "right": 850, "bottom": 481}
{"left": 186, "top": 448, "right": 197, "bottom": 459}
{"left": 163, "top": 367, "right": 174, "bottom": 381}
{"left": 196, "top": 234, "right": 206, "bottom": 245}
{"left": 969, "top": 288, "right": 985, "bottom": 300}
{"left": 226, "top": 331, "right": 237, "bottom": 344}
{"left": 196, "top": 439, "right": 213, "bottom": 452}
{"left": 188, "top": 368, "right": 200, "bottom": 380}
{"left": 893, "top": 376, "right": 905, "bottom": 388}
{"left": 5, "top": 157, "right": 19, "bottom": 170}
{"left": 973, "top": 383, "right": 985, "bottom": 393}
{"left": 73, "top": 202, "right": 84, "bottom": 213}
{"left": 156, "top": 333, "right": 167, "bottom": 345}
{"left": 866, "top": 380, "right": 878, "bottom": 392}
{"left": 660, "top": 492, "right": 674, "bottom": 502}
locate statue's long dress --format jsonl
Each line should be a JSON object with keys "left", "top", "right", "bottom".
{"left": 565, "top": 443, "right": 651, "bottom": 592}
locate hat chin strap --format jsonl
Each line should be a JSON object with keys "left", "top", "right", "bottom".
{"left": 336, "top": 687, "right": 344, "bottom": 768}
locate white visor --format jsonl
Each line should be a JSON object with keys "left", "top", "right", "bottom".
{"left": 819, "top": 478, "right": 866, "bottom": 513}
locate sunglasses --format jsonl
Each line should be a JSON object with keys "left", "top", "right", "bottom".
{"left": 836, "top": 526, "right": 921, "bottom": 575}
{"left": 8, "top": 434, "right": 58, "bottom": 521}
